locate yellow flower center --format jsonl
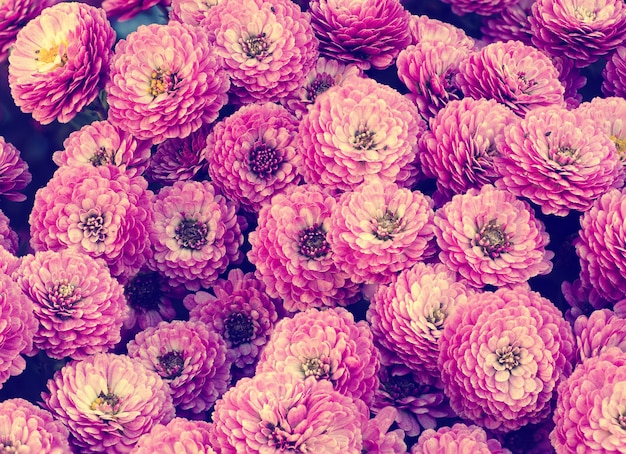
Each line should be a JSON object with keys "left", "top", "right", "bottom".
{"left": 35, "top": 42, "right": 68, "bottom": 73}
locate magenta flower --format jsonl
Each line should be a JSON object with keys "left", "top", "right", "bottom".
{"left": 361, "top": 407, "right": 407, "bottom": 453}
{"left": 0, "top": 135, "right": 31, "bottom": 202}
{"left": 29, "top": 165, "right": 154, "bottom": 282}
{"left": 573, "top": 309, "right": 626, "bottom": 365}
{"left": 247, "top": 184, "right": 360, "bottom": 312}
{"left": 148, "top": 180, "right": 244, "bottom": 291}
{"left": 530, "top": 0, "right": 626, "bottom": 68}
{"left": 42, "top": 353, "right": 175, "bottom": 453}
{"left": 408, "top": 14, "right": 476, "bottom": 49}
{"left": 0, "top": 0, "right": 58, "bottom": 62}
{"left": 480, "top": 0, "right": 534, "bottom": 45}
{"left": 102, "top": 0, "right": 170, "bottom": 22}
{"left": 14, "top": 249, "right": 128, "bottom": 360}
{"left": 170, "top": 0, "right": 219, "bottom": 26}
{"left": 0, "top": 398, "right": 70, "bottom": 453}
{"left": 106, "top": 22, "right": 230, "bottom": 144}
{"left": 210, "top": 371, "right": 368, "bottom": 453}
{"left": 201, "top": 0, "right": 319, "bottom": 104}
{"left": 577, "top": 96, "right": 626, "bottom": 164}
{"left": 132, "top": 418, "right": 215, "bottom": 454}
{"left": 0, "top": 208, "right": 19, "bottom": 254}
{"left": 438, "top": 287, "right": 575, "bottom": 433}
{"left": 603, "top": 46, "right": 626, "bottom": 98}
{"left": 206, "top": 102, "right": 301, "bottom": 212}
{"left": 456, "top": 40, "right": 565, "bottom": 117}
{"left": 412, "top": 423, "right": 510, "bottom": 454}
{"left": 0, "top": 245, "right": 20, "bottom": 275}
{"left": 8, "top": 2, "right": 115, "bottom": 124}
{"left": 433, "top": 184, "right": 553, "bottom": 288}
{"left": 495, "top": 106, "right": 624, "bottom": 216}
{"left": 297, "top": 75, "right": 425, "bottom": 192}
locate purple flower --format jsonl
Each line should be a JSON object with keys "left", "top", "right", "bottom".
{"left": 8, "top": 2, "right": 115, "bottom": 124}
{"left": 456, "top": 40, "right": 565, "bottom": 117}
{"left": 441, "top": 0, "right": 520, "bottom": 16}
{"left": 411, "top": 423, "right": 510, "bottom": 454}
{"left": 106, "top": 22, "right": 230, "bottom": 145}
{"left": 42, "top": 353, "right": 175, "bottom": 453}
{"left": 308, "top": 0, "right": 411, "bottom": 70}
{"left": 602, "top": 46, "right": 626, "bottom": 98}
{"left": 0, "top": 0, "right": 58, "bottom": 62}
{"left": 247, "top": 184, "right": 361, "bottom": 312}
{"left": 438, "top": 287, "right": 575, "bottom": 432}
{"left": 148, "top": 180, "right": 244, "bottom": 291}
{"left": 0, "top": 135, "right": 31, "bottom": 202}
{"left": 480, "top": 0, "right": 534, "bottom": 45}
{"left": 561, "top": 278, "right": 613, "bottom": 324}
{"left": 573, "top": 309, "right": 626, "bottom": 364}
{"left": 210, "top": 371, "right": 368, "bottom": 453}
{"left": 0, "top": 207, "right": 19, "bottom": 254}
{"left": 132, "top": 418, "right": 215, "bottom": 454}
{"left": 433, "top": 184, "right": 553, "bottom": 288}
{"left": 170, "top": 0, "right": 219, "bottom": 26}
{"left": 206, "top": 102, "right": 301, "bottom": 213}
{"left": 495, "top": 106, "right": 624, "bottom": 216}
{"left": 256, "top": 307, "right": 380, "bottom": 406}
{"left": 14, "top": 249, "right": 128, "bottom": 360}
{"left": 201, "top": 0, "right": 319, "bottom": 104}
{"left": 102, "top": 0, "right": 169, "bottom": 22}
{"left": 408, "top": 14, "right": 476, "bottom": 49}
{"left": 551, "top": 55, "right": 587, "bottom": 109}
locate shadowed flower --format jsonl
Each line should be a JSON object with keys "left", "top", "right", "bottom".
{"left": 480, "top": 0, "right": 534, "bottom": 45}
{"left": 8, "top": 2, "right": 115, "bottom": 124}
{"left": 0, "top": 208, "right": 19, "bottom": 254}
{"left": 102, "top": 0, "right": 170, "bottom": 22}
{"left": 106, "top": 22, "right": 230, "bottom": 144}
{"left": 602, "top": 46, "right": 626, "bottom": 98}
{"left": 170, "top": 0, "right": 219, "bottom": 25}
{"left": 0, "top": 0, "right": 58, "bottom": 62}
{"left": 573, "top": 309, "right": 626, "bottom": 364}
{"left": 131, "top": 418, "right": 215, "bottom": 454}
{"left": 411, "top": 423, "right": 510, "bottom": 454}
{"left": 0, "top": 135, "right": 32, "bottom": 202}
{"left": 441, "top": 0, "right": 520, "bottom": 16}
{"left": 551, "top": 54, "right": 587, "bottom": 109}
{"left": 561, "top": 278, "right": 613, "bottom": 324}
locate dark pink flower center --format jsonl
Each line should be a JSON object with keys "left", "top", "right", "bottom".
{"left": 496, "top": 345, "right": 521, "bottom": 370}
{"left": 306, "top": 73, "right": 334, "bottom": 103}
{"left": 617, "top": 413, "right": 626, "bottom": 429}
{"left": 516, "top": 71, "right": 537, "bottom": 93}
{"left": 425, "top": 304, "right": 446, "bottom": 328}
{"left": 47, "top": 279, "right": 82, "bottom": 319}
{"left": 352, "top": 128, "right": 377, "bottom": 150}
{"left": 79, "top": 209, "right": 108, "bottom": 243}
{"left": 89, "top": 146, "right": 114, "bottom": 166}
{"left": 242, "top": 33, "right": 271, "bottom": 60}
{"left": 149, "top": 68, "right": 179, "bottom": 98}
{"left": 298, "top": 224, "right": 330, "bottom": 259}
{"left": 125, "top": 271, "right": 161, "bottom": 312}
{"left": 552, "top": 144, "right": 578, "bottom": 166}
{"left": 175, "top": 219, "right": 209, "bottom": 250}
{"left": 476, "top": 220, "right": 511, "bottom": 258}
{"left": 263, "top": 422, "right": 299, "bottom": 452}
{"left": 157, "top": 350, "right": 185, "bottom": 379}
{"left": 301, "top": 356, "right": 331, "bottom": 380}
{"left": 372, "top": 210, "right": 402, "bottom": 241}
{"left": 224, "top": 311, "right": 254, "bottom": 346}
{"left": 249, "top": 143, "right": 281, "bottom": 179}
{"left": 90, "top": 390, "right": 121, "bottom": 416}
{"left": 0, "top": 438, "right": 20, "bottom": 452}
{"left": 383, "top": 373, "right": 418, "bottom": 401}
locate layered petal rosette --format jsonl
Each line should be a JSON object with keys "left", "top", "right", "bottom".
{"left": 577, "top": 96, "right": 626, "bottom": 165}
{"left": 361, "top": 407, "right": 407, "bottom": 453}
{"left": 201, "top": 0, "right": 319, "bottom": 104}
{"left": 148, "top": 180, "right": 244, "bottom": 291}
{"left": 0, "top": 245, "right": 20, "bottom": 275}
{"left": 438, "top": 287, "right": 575, "bottom": 432}
{"left": 573, "top": 309, "right": 626, "bottom": 364}
{"left": 206, "top": 102, "right": 301, "bottom": 212}
{"left": 480, "top": 0, "right": 534, "bottom": 45}
{"left": 106, "top": 22, "right": 230, "bottom": 144}
{"left": 0, "top": 208, "right": 19, "bottom": 254}
{"left": 170, "top": 0, "right": 219, "bottom": 26}
{"left": 8, "top": 2, "right": 115, "bottom": 124}
{"left": 494, "top": 106, "right": 624, "bottom": 216}
{"left": 412, "top": 423, "right": 510, "bottom": 454}
{"left": 408, "top": 14, "right": 476, "bottom": 49}
{"left": 210, "top": 371, "right": 368, "bottom": 453}
{"left": 102, "top": 0, "right": 170, "bottom": 22}
{"left": 297, "top": 75, "right": 425, "bottom": 192}
{"left": 42, "top": 353, "right": 175, "bottom": 453}
{"left": 132, "top": 418, "right": 215, "bottom": 454}
{"left": 0, "top": 0, "right": 57, "bottom": 62}
{"left": 247, "top": 184, "right": 360, "bottom": 312}
{"left": 0, "top": 135, "right": 31, "bottom": 202}
{"left": 14, "top": 249, "right": 128, "bottom": 360}
{"left": 433, "top": 184, "right": 553, "bottom": 288}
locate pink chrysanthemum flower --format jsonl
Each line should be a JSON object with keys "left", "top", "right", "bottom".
{"left": 361, "top": 406, "right": 407, "bottom": 453}
{"left": 148, "top": 180, "right": 243, "bottom": 291}
{"left": 433, "top": 184, "right": 553, "bottom": 288}
{"left": 0, "top": 136, "right": 31, "bottom": 202}
{"left": 480, "top": 0, "right": 534, "bottom": 45}
{"left": 145, "top": 126, "right": 209, "bottom": 186}
{"left": 0, "top": 398, "right": 71, "bottom": 453}
{"left": 412, "top": 423, "right": 511, "bottom": 454}
{"left": 441, "top": 0, "right": 520, "bottom": 16}
{"left": 0, "top": 273, "right": 37, "bottom": 390}
{"left": 131, "top": 418, "right": 215, "bottom": 454}
{"left": 210, "top": 371, "right": 368, "bottom": 453}
{"left": 247, "top": 184, "right": 361, "bottom": 312}
{"left": 0, "top": 0, "right": 58, "bottom": 62}
{"left": 0, "top": 245, "right": 20, "bottom": 275}
{"left": 438, "top": 287, "right": 575, "bottom": 433}
{"left": 419, "top": 97, "right": 518, "bottom": 199}
{"left": 52, "top": 120, "right": 152, "bottom": 178}
{"left": 0, "top": 207, "right": 19, "bottom": 254}
{"left": 29, "top": 165, "right": 154, "bottom": 282}
{"left": 573, "top": 309, "right": 626, "bottom": 365}
{"left": 456, "top": 40, "right": 565, "bottom": 117}
{"left": 106, "top": 22, "right": 230, "bottom": 145}
{"left": 42, "top": 353, "right": 175, "bottom": 453}
{"left": 577, "top": 96, "right": 626, "bottom": 165}
{"left": 309, "top": 0, "right": 411, "bottom": 70}
{"left": 550, "top": 347, "right": 626, "bottom": 452}
{"left": 185, "top": 268, "right": 279, "bottom": 372}
{"left": 408, "top": 14, "right": 476, "bottom": 49}
{"left": 297, "top": 75, "right": 425, "bottom": 192}
{"left": 8, "top": 2, "right": 115, "bottom": 125}
{"left": 495, "top": 106, "right": 624, "bottom": 216}
{"left": 127, "top": 320, "right": 231, "bottom": 416}
{"left": 14, "top": 249, "right": 128, "bottom": 360}
{"left": 206, "top": 102, "right": 301, "bottom": 213}
{"left": 201, "top": 0, "right": 319, "bottom": 104}
{"left": 327, "top": 178, "right": 436, "bottom": 285}
{"left": 602, "top": 46, "right": 626, "bottom": 98}
{"left": 256, "top": 307, "right": 380, "bottom": 406}
{"left": 530, "top": 0, "right": 626, "bottom": 68}
{"left": 102, "top": 0, "right": 170, "bottom": 22}
{"left": 170, "top": 0, "right": 219, "bottom": 26}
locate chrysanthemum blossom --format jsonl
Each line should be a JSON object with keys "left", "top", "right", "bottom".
{"left": 456, "top": 40, "right": 565, "bottom": 117}
{"left": 438, "top": 287, "right": 575, "bottom": 432}
{"left": 602, "top": 46, "right": 626, "bottom": 98}
{"left": 170, "top": 0, "right": 219, "bottom": 26}
{"left": 0, "top": 135, "right": 31, "bottom": 202}
{"left": 0, "top": 398, "right": 71, "bottom": 454}
{"left": 127, "top": 320, "right": 231, "bottom": 415}
{"left": 361, "top": 407, "right": 407, "bottom": 453}
{"left": 573, "top": 309, "right": 626, "bottom": 365}
{"left": 530, "top": 0, "right": 626, "bottom": 68}
{"left": 327, "top": 178, "right": 436, "bottom": 285}
{"left": 433, "top": 184, "right": 553, "bottom": 288}
{"left": 0, "top": 245, "right": 20, "bottom": 275}
{"left": 102, "top": 0, "right": 170, "bottom": 22}
{"left": 550, "top": 347, "right": 626, "bottom": 452}
{"left": 42, "top": 353, "right": 175, "bottom": 453}
{"left": 412, "top": 423, "right": 510, "bottom": 454}
{"left": 577, "top": 96, "right": 626, "bottom": 165}
{"left": 210, "top": 371, "right": 368, "bottom": 453}
{"left": 201, "top": 0, "right": 319, "bottom": 104}
{"left": 495, "top": 106, "right": 624, "bottom": 216}
{"left": 480, "top": 0, "right": 534, "bottom": 45}
{"left": 257, "top": 307, "right": 380, "bottom": 406}
{"left": 442, "top": 0, "right": 520, "bottom": 16}
{"left": 29, "top": 165, "right": 154, "bottom": 282}
{"left": 247, "top": 184, "right": 361, "bottom": 312}
{"left": 0, "top": 208, "right": 19, "bottom": 254}
{"left": 131, "top": 418, "right": 215, "bottom": 454}
{"left": 106, "top": 22, "right": 230, "bottom": 144}
{"left": 309, "top": 0, "right": 411, "bottom": 70}
{"left": 408, "top": 14, "right": 476, "bottom": 49}
{"left": 8, "top": 2, "right": 115, "bottom": 124}
{"left": 0, "top": 0, "right": 57, "bottom": 62}
{"left": 15, "top": 249, "right": 128, "bottom": 360}
{"left": 297, "top": 75, "right": 425, "bottom": 191}
{"left": 206, "top": 102, "right": 301, "bottom": 212}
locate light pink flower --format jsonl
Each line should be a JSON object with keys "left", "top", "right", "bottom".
{"left": 408, "top": 14, "right": 476, "bottom": 49}
{"left": 131, "top": 418, "right": 215, "bottom": 454}
{"left": 169, "top": 0, "right": 220, "bottom": 25}
{"left": 412, "top": 423, "right": 511, "bottom": 454}
{"left": 574, "top": 309, "right": 626, "bottom": 364}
